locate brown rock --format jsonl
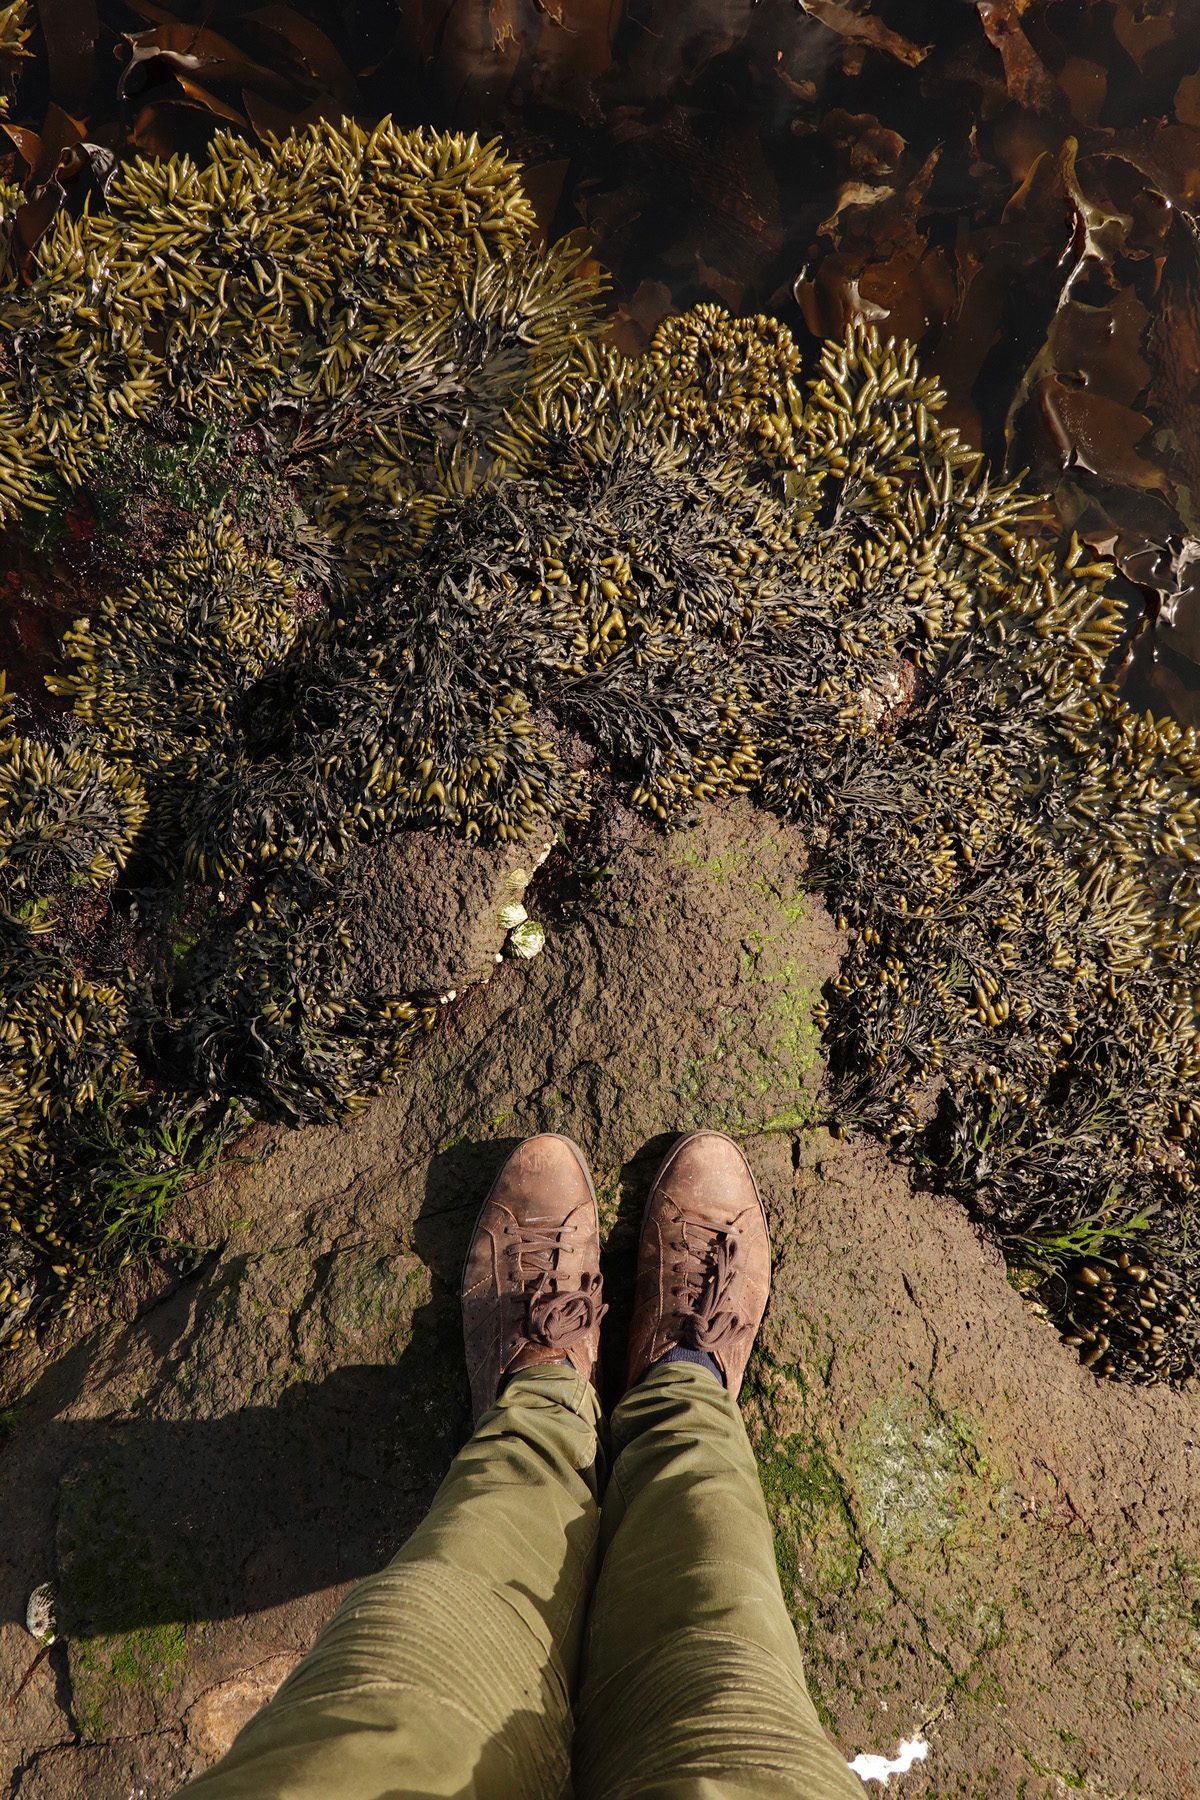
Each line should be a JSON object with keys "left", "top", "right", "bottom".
{"left": 0, "top": 1622, "right": 73, "bottom": 1761}
{"left": 341, "top": 827, "right": 549, "bottom": 997}
{"left": 184, "top": 1655, "right": 300, "bottom": 1763}
{"left": 2, "top": 800, "right": 1199, "bottom": 1797}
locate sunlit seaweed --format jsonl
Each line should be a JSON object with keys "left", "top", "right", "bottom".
{"left": 1, "top": 119, "right": 1198, "bottom": 1383}
{"left": 0, "top": 117, "right": 604, "bottom": 568}
{"left": 49, "top": 517, "right": 302, "bottom": 862}
{"left": 0, "top": 681, "right": 145, "bottom": 1331}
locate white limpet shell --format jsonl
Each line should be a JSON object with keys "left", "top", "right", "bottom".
{"left": 26, "top": 1582, "right": 56, "bottom": 1644}
{"left": 506, "top": 867, "right": 531, "bottom": 890}
{"left": 508, "top": 921, "right": 545, "bottom": 959}
{"left": 498, "top": 902, "right": 528, "bottom": 931}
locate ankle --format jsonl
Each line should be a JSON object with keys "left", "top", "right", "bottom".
{"left": 646, "top": 1344, "right": 725, "bottom": 1387}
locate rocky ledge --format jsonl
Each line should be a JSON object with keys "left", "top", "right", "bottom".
{"left": 1, "top": 800, "right": 1197, "bottom": 1799}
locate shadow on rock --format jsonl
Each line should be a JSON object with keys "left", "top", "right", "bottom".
{"left": 596, "top": 1132, "right": 675, "bottom": 1409}
{"left": 414, "top": 1135, "right": 525, "bottom": 1281}
{"left": 7, "top": 1295, "right": 468, "bottom": 1641}
{"left": 5, "top": 1130, "right": 689, "bottom": 1647}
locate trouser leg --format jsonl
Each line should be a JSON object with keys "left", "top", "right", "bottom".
{"left": 574, "top": 1362, "right": 862, "bottom": 1800}
{"left": 179, "top": 1364, "right": 605, "bottom": 1800}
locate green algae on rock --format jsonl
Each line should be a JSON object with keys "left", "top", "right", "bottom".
{"left": 0, "top": 116, "right": 1198, "bottom": 1380}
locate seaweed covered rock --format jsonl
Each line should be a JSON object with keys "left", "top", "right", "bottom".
{"left": 0, "top": 116, "right": 1198, "bottom": 1382}
{"left": 51, "top": 519, "right": 300, "bottom": 860}
{"left": 0, "top": 117, "right": 601, "bottom": 565}
{"left": 0, "top": 684, "right": 144, "bottom": 1334}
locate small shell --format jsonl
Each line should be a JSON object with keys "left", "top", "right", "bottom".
{"left": 26, "top": 1583, "right": 56, "bottom": 1644}
{"left": 499, "top": 902, "right": 528, "bottom": 931}
{"left": 508, "top": 921, "right": 545, "bottom": 959}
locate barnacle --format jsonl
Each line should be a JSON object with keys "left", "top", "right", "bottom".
{"left": 508, "top": 921, "right": 545, "bottom": 959}
{"left": 3, "top": 117, "right": 1200, "bottom": 1382}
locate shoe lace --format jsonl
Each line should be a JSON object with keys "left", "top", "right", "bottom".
{"left": 514, "top": 1223, "right": 607, "bottom": 1349}
{"left": 679, "top": 1224, "right": 742, "bottom": 1351}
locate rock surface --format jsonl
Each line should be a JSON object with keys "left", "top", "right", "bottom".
{"left": 0, "top": 798, "right": 1198, "bottom": 1798}
{"left": 342, "top": 826, "right": 548, "bottom": 997}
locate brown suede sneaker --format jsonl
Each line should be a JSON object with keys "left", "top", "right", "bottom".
{"left": 624, "top": 1130, "right": 770, "bottom": 1399}
{"left": 461, "top": 1134, "right": 607, "bottom": 1423}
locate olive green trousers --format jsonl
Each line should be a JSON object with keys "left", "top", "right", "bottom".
{"left": 179, "top": 1361, "right": 862, "bottom": 1800}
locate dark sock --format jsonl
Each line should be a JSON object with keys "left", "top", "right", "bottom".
{"left": 649, "top": 1344, "right": 725, "bottom": 1387}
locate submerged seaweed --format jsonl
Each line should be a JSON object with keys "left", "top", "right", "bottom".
{"left": 1, "top": 117, "right": 1198, "bottom": 1382}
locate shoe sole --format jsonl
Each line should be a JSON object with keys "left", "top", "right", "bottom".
{"left": 460, "top": 1132, "right": 600, "bottom": 1300}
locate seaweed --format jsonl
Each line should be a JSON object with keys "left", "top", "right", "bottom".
{"left": 1, "top": 118, "right": 1199, "bottom": 1384}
